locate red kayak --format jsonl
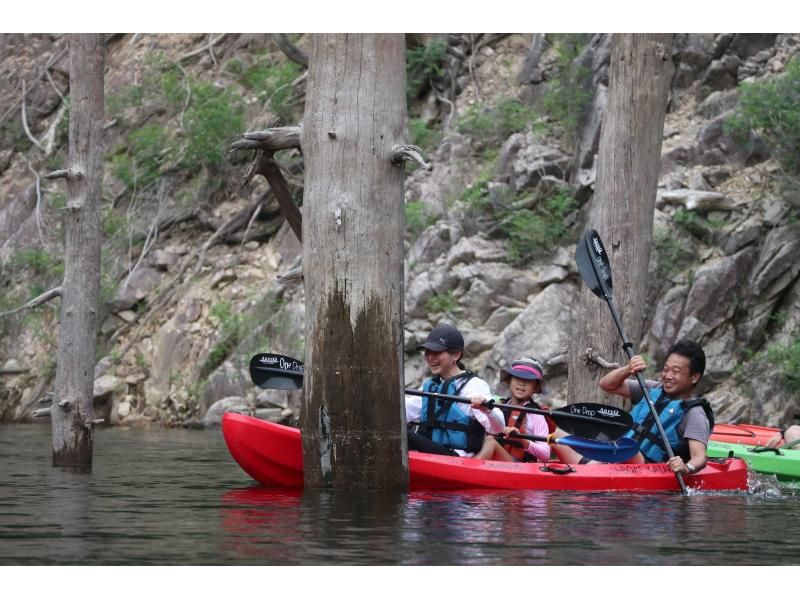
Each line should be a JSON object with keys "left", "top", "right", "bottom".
{"left": 222, "top": 413, "right": 748, "bottom": 493}
{"left": 710, "top": 423, "right": 783, "bottom": 447}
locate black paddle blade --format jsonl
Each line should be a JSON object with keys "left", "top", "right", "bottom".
{"left": 249, "top": 353, "right": 304, "bottom": 390}
{"left": 575, "top": 228, "right": 613, "bottom": 299}
{"left": 550, "top": 402, "right": 633, "bottom": 441}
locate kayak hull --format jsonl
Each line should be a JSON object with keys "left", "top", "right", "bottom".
{"left": 223, "top": 413, "right": 748, "bottom": 492}
{"left": 710, "top": 423, "right": 782, "bottom": 446}
{"left": 707, "top": 439, "right": 800, "bottom": 481}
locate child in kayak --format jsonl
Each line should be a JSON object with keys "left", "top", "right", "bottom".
{"left": 472, "top": 357, "right": 553, "bottom": 462}
{"left": 406, "top": 324, "right": 505, "bottom": 457}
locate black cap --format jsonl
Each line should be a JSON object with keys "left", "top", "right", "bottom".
{"left": 416, "top": 324, "right": 464, "bottom": 352}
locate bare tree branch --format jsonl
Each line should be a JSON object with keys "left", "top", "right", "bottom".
{"left": 391, "top": 144, "right": 432, "bottom": 171}
{"left": 20, "top": 80, "right": 45, "bottom": 152}
{"left": 273, "top": 33, "right": 309, "bottom": 67}
{"left": 178, "top": 33, "right": 228, "bottom": 63}
{"left": 0, "top": 287, "right": 62, "bottom": 318}
{"left": 22, "top": 156, "right": 46, "bottom": 245}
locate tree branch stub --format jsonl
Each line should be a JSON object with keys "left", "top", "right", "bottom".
{"left": 391, "top": 144, "right": 432, "bottom": 171}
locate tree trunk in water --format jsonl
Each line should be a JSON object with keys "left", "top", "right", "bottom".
{"left": 300, "top": 34, "right": 408, "bottom": 490}
{"left": 51, "top": 34, "right": 104, "bottom": 468}
{"left": 567, "top": 34, "right": 673, "bottom": 408}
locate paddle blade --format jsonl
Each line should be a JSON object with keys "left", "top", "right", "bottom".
{"left": 557, "top": 436, "right": 639, "bottom": 463}
{"left": 249, "top": 353, "right": 304, "bottom": 390}
{"left": 550, "top": 402, "right": 633, "bottom": 441}
{"left": 575, "top": 228, "right": 613, "bottom": 299}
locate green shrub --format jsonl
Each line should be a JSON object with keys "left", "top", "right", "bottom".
{"left": 112, "top": 124, "right": 171, "bottom": 190}
{"left": 500, "top": 188, "right": 576, "bottom": 264}
{"left": 406, "top": 40, "right": 448, "bottom": 100}
{"left": 725, "top": 57, "right": 800, "bottom": 174}
{"left": 10, "top": 248, "right": 63, "bottom": 278}
{"left": 408, "top": 116, "right": 442, "bottom": 152}
{"left": 541, "top": 34, "right": 593, "bottom": 138}
{"left": 426, "top": 290, "right": 457, "bottom": 315}
{"left": 234, "top": 58, "right": 302, "bottom": 123}
{"left": 763, "top": 336, "right": 800, "bottom": 393}
{"left": 181, "top": 81, "right": 244, "bottom": 169}
{"left": 405, "top": 202, "right": 436, "bottom": 237}
{"left": 457, "top": 98, "right": 540, "bottom": 146}
{"left": 653, "top": 229, "right": 693, "bottom": 277}
{"left": 201, "top": 301, "right": 245, "bottom": 377}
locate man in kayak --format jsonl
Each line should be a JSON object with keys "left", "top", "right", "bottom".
{"left": 554, "top": 339, "right": 713, "bottom": 475}
{"left": 472, "top": 357, "right": 553, "bottom": 462}
{"left": 406, "top": 324, "right": 505, "bottom": 457}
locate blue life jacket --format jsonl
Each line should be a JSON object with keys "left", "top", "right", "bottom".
{"left": 624, "top": 386, "right": 714, "bottom": 463}
{"left": 417, "top": 371, "right": 485, "bottom": 453}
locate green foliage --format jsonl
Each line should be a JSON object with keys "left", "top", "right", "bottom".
{"left": 181, "top": 81, "right": 244, "bottom": 169}
{"left": 725, "top": 57, "right": 800, "bottom": 173}
{"left": 10, "top": 248, "right": 63, "bottom": 279}
{"left": 458, "top": 168, "right": 495, "bottom": 212}
{"left": 102, "top": 208, "right": 126, "bottom": 239}
{"left": 406, "top": 40, "right": 448, "bottom": 100}
{"left": 405, "top": 201, "right": 436, "bottom": 237}
{"left": 112, "top": 124, "right": 170, "bottom": 190}
{"left": 653, "top": 229, "right": 693, "bottom": 277}
{"left": 541, "top": 34, "right": 593, "bottom": 138}
{"left": 408, "top": 117, "right": 442, "bottom": 152}
{"left": 500, "top": 188, "right": 576, "bottom": 264}
{"left": 762, "top": 336, "right": 800, "bottom": 393}
{"left": 457, "top": 98, "right": 540, "bottom": 146}
{"left": 426, "top": 290, "right": 457, "bottom": 315}
{"left": 230, "top": 57, "right": 301, "bottom": 123}
{"left": 201, "top": 301, "right": 246, "bottom": 377}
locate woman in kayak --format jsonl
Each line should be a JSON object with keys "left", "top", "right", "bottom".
{"left": 406, "top": 324, "right": 505, "bottom": 457}
{"left": 472, "top": 357, "right": 553, "bottom": 462}
{"left": 552, "top": 339, "right": 713, "bottom": 476}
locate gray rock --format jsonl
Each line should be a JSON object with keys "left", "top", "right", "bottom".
{"left": 484, "top": 282, "right": 578, "bottom": 383}
{"left": 108, "top": 266, "right": 162, "bottom": 312}
{"left": 677, "top": 247, "right": 759, "bottom": 341}
{"left": 204, "top": 396, "right": 251, "bottom": 428}
{"left": 748, "top": 223, "right": 800, "bottom": 301}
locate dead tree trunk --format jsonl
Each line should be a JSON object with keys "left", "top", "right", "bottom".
{"left": 50, "top": 33, "right": 105, "bottom": 468}
{"left": 567, "top": 34, "right": 673, "bottom": 408}
{"left": 300, "top": 34, "right": 408, "bottom": 490}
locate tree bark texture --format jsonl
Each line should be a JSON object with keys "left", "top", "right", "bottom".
{"left": 300, "top": 34, "right": 408, "bottom": 490}
{"left": 567, "top": 34, "right": 673, "bottom": 408}
{"left": 51, "top": 34, "right": 105, "bottom": 468}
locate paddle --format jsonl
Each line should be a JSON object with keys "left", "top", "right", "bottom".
{"left": 501, "top": 432, "right": 640, "bottom": 463}
{"left": 576, "top": 228, "right": 688, "bottom": 495}
{"left": 249, "top": 352, "right": 634, "bottom": 440}
{"left": 403, "top": 388, "right": 633, "bottom": 441}
{"left": 248, "top": 353, "right": 304, "bottom": 391}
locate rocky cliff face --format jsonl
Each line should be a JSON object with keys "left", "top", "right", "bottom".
{"left": 1, "top": 33, "right": 798, "bottom": 430}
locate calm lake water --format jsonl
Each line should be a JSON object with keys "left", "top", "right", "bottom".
{"left": 2, "top": 422, "right": 799, "bottom": 569}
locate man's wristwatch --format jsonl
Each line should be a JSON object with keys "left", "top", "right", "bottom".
{"left": 686, "top": 462, "right": 697, "bottom": 474}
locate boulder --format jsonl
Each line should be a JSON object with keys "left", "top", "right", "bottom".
{"left": 204, "top": 396, "right": 251, "bottom": 428}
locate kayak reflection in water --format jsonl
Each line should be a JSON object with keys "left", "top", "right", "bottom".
{"left": 767, "top": 425, "right": 800, "bottom": 448}
{"left": 471, "top": 357, "right": 554, "bottom": 463}
{"left": 552, "top": 339, "right": 714, "bottom": 476}
{"left": 405, "top": 324, "right": 505, "bottom": 457}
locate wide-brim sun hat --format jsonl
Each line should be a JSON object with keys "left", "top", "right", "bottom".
{"left": 500, "top": 357, "right": 547, "bottom": 393}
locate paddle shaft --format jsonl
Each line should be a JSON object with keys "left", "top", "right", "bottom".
{"left": 581, "top": 230, "right": 688, "bottom": 494}
{"left": 404, "top": 388, "right": 630, "bottom": 430}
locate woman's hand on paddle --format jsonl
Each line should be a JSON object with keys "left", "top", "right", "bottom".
{"left": 503, "top": 426, "right": 520, "bottom": 438}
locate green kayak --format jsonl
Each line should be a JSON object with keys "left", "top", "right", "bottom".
{"left": 707, "top": 439, "right": 800, "bottom": 481}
